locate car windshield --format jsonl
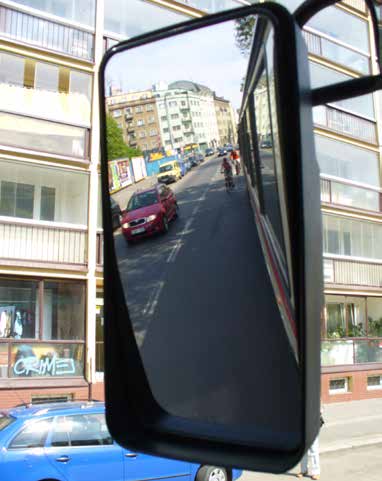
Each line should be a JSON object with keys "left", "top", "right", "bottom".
{"left": 0, "top": 413, "right": 15, "bottom": 431}
{"left": 159, "top": 165, "right": 173, "bottom": 173}
{"left": 127, "top": 192, "right": 158, "bottom": 211}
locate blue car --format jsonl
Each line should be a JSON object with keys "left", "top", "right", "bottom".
{"left": 0, "top": 402, "right": 243, "bottom": 481}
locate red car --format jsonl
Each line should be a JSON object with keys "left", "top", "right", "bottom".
{"left": 121, "top": 184, "right": 178, "bottom": 244}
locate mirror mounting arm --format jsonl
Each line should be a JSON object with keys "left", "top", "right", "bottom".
{"left": 311, "top": 75, "right": 382, "bottom": 107}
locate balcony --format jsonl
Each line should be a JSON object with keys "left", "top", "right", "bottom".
{"left": 0, "top": 4, "right": 94, "bottom": 61}
{"left": 303, "top": 29, "right": 370, "bottom": 74}
{"left": 313, "top": 105, "right": 377, "bottom": 144}
{"left": 324, "top": 255, "right": 382, "bottom": 287}
{"left": 0, "top": 218, "right": 87, "bottom": 269}
{"left": 321, "top": 339, "right": 382, "bottom": 367}
{"left": 320, "top": 176, "right": 381, "bottom": 212}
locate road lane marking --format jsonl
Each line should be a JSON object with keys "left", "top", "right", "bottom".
{"left": 143, "top": 280, "right": 165, "bottom": 316}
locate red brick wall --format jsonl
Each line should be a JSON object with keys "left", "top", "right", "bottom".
{"left": 321, "top": 369, "right": 382, "bottom": 403}
{"left": 0, "top": 386, "right": 89, "bottom": 409}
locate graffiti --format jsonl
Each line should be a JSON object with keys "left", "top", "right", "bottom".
{"left": 13, "top": 355, "right": 76, "bottom": 376}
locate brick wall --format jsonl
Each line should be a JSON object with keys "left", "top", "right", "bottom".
{"left": 321, "top": 369, "right": 382, "bottom": 403}
{"left": 0, "top": 386, "right": 89, "bottom": 409}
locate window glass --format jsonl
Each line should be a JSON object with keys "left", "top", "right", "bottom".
{"left": 0, "top": 159, "right": 89, "bottom": 224}
{"left": 10, "top": 342, "right": 84, "bottom": 377}
{"left": 70, "top": 71, "right": 92, "bottom": 103}
{"left": 9, "top": 418, "right": 52, "bottom": 449}
{"left": 326, "top": 297, "right": 346, "bottom": 338}
{"left": 323, "top": 214, "right": 382, "bottom": 260}
{"left": 346, "top": 297, "right": 366, "bottom": 336}
{"left": 16, "top": 0, "right": 96, "bottom": 27}
{"left": 315, "top": 134, "right": 380, "bottom": 186}
{"left": 43, "top": 282, "right": 85, "bottom": 341}
{"left": 35, "top": 63, "right": 59, "bottom": 92}
{"left": 51, "top": 414, "right": 112, "bottom": 447}
{"left": 0, "top": 278, "right": 38, "bottom": 340}
{"left": 309, "top": 62, "right": 375, "bottom": 118}
{"left": 367, "top": 297, "right": 382, "bottom": 336}
{"left": 104, "top": 0, "right": 190, "bottom": 37}
{"left": 0, "top": 112, "right": 88, "bottom": 158}
{"left": 0, "top": 53, "right": 24, "bottom": 87}
{"left": 307, "top": 6, "right": 369, "bottom": 52}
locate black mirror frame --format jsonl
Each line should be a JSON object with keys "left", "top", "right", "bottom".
{"left": 99, "top": 2, "right": 321, "bottom": 473}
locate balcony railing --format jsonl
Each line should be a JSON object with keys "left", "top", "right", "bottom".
{"left": 303, "top": 29, "right": 370, "bottom": 74}
{"left": 314, "top": 105, "right": 377, "bottom": 144}
{"left": 324, "top": 255, "right": 382, "bottom": 287}
{"left": 96, "top": 231, "right": 103, "bottom": 267}
{"left": 321, "top": 339, "right": 382, "bottom": 366}
{"left": 0, "top": 218, "right": 87, "bottom": 267}
{"left": 0, "top": 4, "right": 94, "bottom": 61}
{"left": 320, "top": 176, "right": 381, "bottom": 212}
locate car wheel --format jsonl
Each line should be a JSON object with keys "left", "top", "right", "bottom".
{"left": 162, "top": 215, "right": 169, "bottom": 233}
{"left": 196, "top": 466, "right": 229, "bottom": 481}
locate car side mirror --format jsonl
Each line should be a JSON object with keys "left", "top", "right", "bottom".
{"left": 99, "top": 0, "right": 381, "bottom": 473}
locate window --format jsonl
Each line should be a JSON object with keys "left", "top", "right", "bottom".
{"left": 149, "top": 129, "right": 157, "bottom": 136}
{"left": 323, "top": 215, "right": 382, "bottom": 260}
{"left": 0, "top": 159, "right": 89, "bottom": 224}
{"left": 161, "top": 116, "right": 167, "bottom": 121}
{"left": 146, "top": 104, "right": 154, "bottom": 111}
{"left": 139, "top": 131, "right": 146, "bottom": 138}
{"left": 169, "top": 101, "right": 177, "bottom": 107}
{"left": 9, "top": 418, "right": 53, "bottom": 449}
{"left": 324, "top": 295, "right": 366, "bottom": 338}
{"left": 366, "top": 298, "right": 382, "bottom": 337}
{"left": 43, "top": 282, "right": 85, "bottom": 340}
{"left": 0, "top": 181, "right": 34, "bottom": 219}
{"left": 40, "top": 187, "right": 55, "bottom": 221}
{"left": 0, "top": 112, "right": 88, "bottom": 158}
{"left": 367, "top": 375, "right": 382, "bottom": 390}
{"left": 181, "top": 101, "right": 186, "bottom": 106}
{"left": 329, "top": 377, "right": 350, "bottom": 394}
{"left": 173, "top": 126, "right": 181, "bottom": 131}
{"left": 148, "top": 116, "right": 155, "bottom": 124}
{"left": 310, "top": 62, "right": 375, "bottom": 118}
{"left": 0, "top": 278, "right": 38, "bottom": 339}
{"left": 135, "top": 106, "right": 143, "bottom": 113}
{"left": 125, "top": 107, "right": 132, "bottom": 114}
{"left": 35, "top": 63, "right": 59, "bottom": 92}
{"left": 51, "top": 414, "right": 112, "bottom": 447}
{"left": 163, "top": 128, "right": 169, "bottom": 133}
{"left": 315, "top": 135, "right": 380, "bottom": 187}
{"left": 137, "top": 119, "right": 145, "bottom": 126}
{"left": 70, "top": 71, "right": 92, "bottom": 103}
{"left": 113, "top": 110, "right": 122, "bottom": 117}
{"left": 16, "top": 0, "right": 96, "bottom": 26}
{"left": 0, "top": 53, "right": 24, "bottom": 87}
{"left": 307, "top": 6, "right": 369, "bottom": 52}
{"left": 171, "top": 114, "right": 179, "bottom": 119}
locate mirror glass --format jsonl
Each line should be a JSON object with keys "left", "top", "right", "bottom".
{"left": 104, "top": 15, "right": 301, "bottom": 448}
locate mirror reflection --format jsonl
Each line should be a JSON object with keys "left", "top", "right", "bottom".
{"left": 104, "top": 16, "right": 301, "bottom": 444}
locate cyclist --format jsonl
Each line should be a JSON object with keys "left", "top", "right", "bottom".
{"left": 221, "top": 157, "right": 234, "bottom": 190}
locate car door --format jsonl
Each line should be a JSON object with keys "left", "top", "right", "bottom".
{"left": 123, "top": 448, "right": 192, "bottom": 481}
{"left": 164, "top": 187, "right": 176, "bottom": 219}
{"left": 2, "top": 418, "right": 55, "bottom": 481}
{"left": 44, "top": 412, "right": 124, "bottom": 481}
{"left": 159, "top": 186, "right": 171, "bottom": 219}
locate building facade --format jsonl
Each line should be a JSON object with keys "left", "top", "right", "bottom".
{"left": 214, "top": 96, "right": 237, "bottom": 146}
{"left": 0, "top": 0, "right": 381, "bottom": 407}
{"left": 107, "top": 90, "right": 162, "bottom": 154}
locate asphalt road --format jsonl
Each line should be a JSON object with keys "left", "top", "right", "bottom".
{"left": 112, "top": 154, "right": 302, "bottom": 452}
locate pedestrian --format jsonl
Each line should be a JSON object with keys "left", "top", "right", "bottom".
{"left": 296, "top": 410, "right": 324, "bottom": 480}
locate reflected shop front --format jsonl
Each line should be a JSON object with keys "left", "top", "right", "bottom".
{"left": 0, "top": 278, "right": 85, "bottom": 379}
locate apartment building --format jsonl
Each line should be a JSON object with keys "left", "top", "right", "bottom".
{"left": 214, "top": 95, "right": 237, "bottom": 146}
{"left": 302, "top": 0, "right": 382, "bottom": 401}
{"left": 107, "top": 90, "right": 162, "bottom": 154}
{"left": 0, "top": 0, "right": 380, "bottom": 408}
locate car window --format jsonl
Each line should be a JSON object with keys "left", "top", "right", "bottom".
{"left": 127, "top": 191, "right": 158, "bottom": 211}
{"left": 0, "top": 414, "right": 15, "bottom": 431}
{"left": 50, "top": 413, "right": 113, "bottom": 447}
{"left": 9, "top": 418, "right": 53, "bottom": 449}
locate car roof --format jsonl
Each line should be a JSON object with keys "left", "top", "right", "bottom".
{"left": 160, "top": 161, "right": 175, "bottom": 167}
{"left": 4, "top": 401, "right": 105, "bottom": 419}
{"left": 132, "top": 186, "right": 160, "bottom": 197}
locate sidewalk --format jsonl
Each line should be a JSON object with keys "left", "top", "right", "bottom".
{"left": 320, "top": 397, "right": 382, "bottom": 453}
{"left": 111, "top": 175, "right": 158, "bottom": 210}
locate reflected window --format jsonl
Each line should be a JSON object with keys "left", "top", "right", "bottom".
{"left": 0, "top": 181, "right": 34, "bottom": 219}
{"left": 9, "top": 418, "right": 53, "bottom": 449}
{"left": 35, "top": 62, "right": 59, "bottom": 92}
{"left": 0, "top": 53, "right": 24, "bottom": 87}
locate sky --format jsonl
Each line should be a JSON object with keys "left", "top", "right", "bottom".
{"left": 105, "top": 19, "right": 251, "bottom": 110}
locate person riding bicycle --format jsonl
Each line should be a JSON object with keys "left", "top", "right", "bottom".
{"left": 221, "top": 157, "right": 234, "bottom": 189}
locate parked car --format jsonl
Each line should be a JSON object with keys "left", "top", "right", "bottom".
{"left": 260, "top": 139, "right": 273, "bottom": 149}
{"left": 110, "top": 197, "right": 122, "bottom": 230}
{"left": 224, "top": 144, "right": 233, "bottom": 152}
{"left": 157, "top": 160, "right": 182, "bottom": 184}
{"left": 217, "top": 148, "right": 227, "bottom": 157}
{"left": 121, "top": 185, "right": 178, "bottom": 244}
{"left": 197, "top": 153, "right": 205, "bottom": 163}
{"left": 188, "top": 155, "right": 199, "bottom": 167}
{"left": 0, "top": 401, "right": 243, "bottom": 481}
{"left": 205, "top": 148, "right": 214, "bottom": 156}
